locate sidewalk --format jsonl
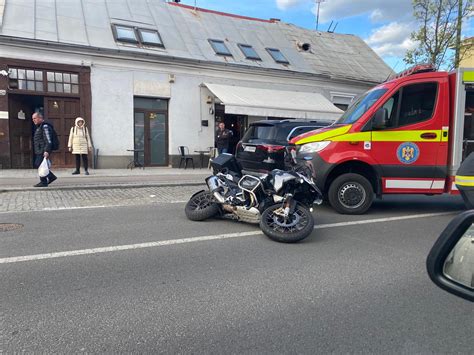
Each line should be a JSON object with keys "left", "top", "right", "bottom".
{"left": 0, "top": 167, "right": 210, "bottom": 192}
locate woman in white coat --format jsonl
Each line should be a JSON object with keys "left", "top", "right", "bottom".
{"left": 68, "top": 117, "right": 92, "bottom": 175}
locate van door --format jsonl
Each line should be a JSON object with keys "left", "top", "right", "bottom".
{"left": 369, "top": 79, "right": 449, "bottom": 193}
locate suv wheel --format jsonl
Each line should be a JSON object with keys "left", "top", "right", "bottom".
{"left": 328, "top": 173, "right": 374, "bottom": 214}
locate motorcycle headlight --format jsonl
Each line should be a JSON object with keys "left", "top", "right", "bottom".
{"left": 299, "top": 141, "right": 331, "bottom": 153}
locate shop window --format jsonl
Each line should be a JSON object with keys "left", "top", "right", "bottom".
{"left": 47, "top": 71, "right": 79, "bottom": 94}
{"left": 8, "top": 68, "right": 44, "bottom": 91}
{"left": 238, "top": 44, "right": 261, "bottom": 60}
{"left": 266, "top": 48, "right": 289, "bottom": 64}
{"left": 209, "top": 39, "right": 232, "bottom": 56}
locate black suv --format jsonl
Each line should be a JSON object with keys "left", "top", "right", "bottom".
{"left": 235, "top": 119, "right": 331, "bottom": 172}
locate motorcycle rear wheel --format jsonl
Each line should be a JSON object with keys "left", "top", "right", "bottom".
{"left": 260, "top": 203, "right": 314, "bottom": 243}
{"left": 185, "top": 191, "right": 220, "bottom": 221}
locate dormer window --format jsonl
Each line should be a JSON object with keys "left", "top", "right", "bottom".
{"left": 112, "top": 24, "right": 164, "bottom": 48}
{"left": 266, "top": 48, "right": 289, "bottom": 64}
{"left": 114, "top": 25, "right": 138, "bottom": 44}
{"left": 209, "top": 39, "right": 232, "bottom": 56}
{"left": 238, "top": 44, "right": 261, "bottom": 60}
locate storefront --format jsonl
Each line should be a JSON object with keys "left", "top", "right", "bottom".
{"left": 0, "top": 58, "right": 91, "bottom": 169}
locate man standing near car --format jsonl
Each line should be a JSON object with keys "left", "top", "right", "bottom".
{"left": 215, "top": 121, "right": 233, "bottom": 154}
{"left": 32, "top": 112, "right": 57, "bottom": 187}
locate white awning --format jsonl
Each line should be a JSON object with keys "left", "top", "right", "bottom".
{"left": 204, "top": 83, "right": 343, "bottom": 121}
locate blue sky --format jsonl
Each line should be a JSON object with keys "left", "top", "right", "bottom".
{"left": 179, "top": 0, "right": 473, "bottom": 71}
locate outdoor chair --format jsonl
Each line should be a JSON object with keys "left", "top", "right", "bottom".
{"left": 207, "top": 147, "right": 219, "bottom": 169}
{"left": 178, "top": 146, "right": 194, "bottom": 169}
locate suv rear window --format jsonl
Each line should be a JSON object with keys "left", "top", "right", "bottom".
{"left": 242, "top": 123, "right": 323, "bottom": 144}
{"left": 242, "top": 124, "right": 297, "bottom": 144}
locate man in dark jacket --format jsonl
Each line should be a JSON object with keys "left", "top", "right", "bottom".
{"left": 32, "top": 112, "right": 57, "bottom": 187}
{"left": 215, "top": 121, "right": 233, "bottom": 154}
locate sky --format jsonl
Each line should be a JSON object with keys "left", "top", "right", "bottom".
{"left": 179, "top": 0, "right": 473, "bottom": 72}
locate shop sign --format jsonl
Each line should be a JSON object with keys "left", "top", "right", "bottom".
{"left": 0, "top": 111, "right": 8, "bottom": 119}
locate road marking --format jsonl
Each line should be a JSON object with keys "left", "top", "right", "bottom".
{"left": 0, "top": 212, "right": 454, "bottom": 265}
{"left": 0, "top": 201, "right": 189, "bottom": 214}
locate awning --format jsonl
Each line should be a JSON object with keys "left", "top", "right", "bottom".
{"left": 203, "top": 83, "right": 343, "bottom": 121}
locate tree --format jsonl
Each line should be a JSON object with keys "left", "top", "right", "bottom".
{"left": 404, "top": 0, "right": 472, "bottom": 70}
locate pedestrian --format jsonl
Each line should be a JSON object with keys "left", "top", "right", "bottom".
{"left": 68, "top": 117, "right": 92, "bottom": 175}
{"left": 215, "top": 121, "right": 233, "bottom": 154}
{"left": 32, "top": 112, "right": 57, "bottom": 187}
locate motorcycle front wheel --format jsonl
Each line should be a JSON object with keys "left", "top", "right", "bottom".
{"left": 260, "top": 203, "right": 314, "bottom": 243}
{"left": 185, "top": 191, "right": 220, "bottom": 221}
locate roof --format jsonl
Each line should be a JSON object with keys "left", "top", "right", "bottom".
{"left": 0, "top": 0, "right": 392, "bottom": 83}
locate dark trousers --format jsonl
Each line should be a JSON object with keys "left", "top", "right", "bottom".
{"left": 34, "top": 154, "right": 56, "bottom": 184}
{"left": 75, "top": 154, "right": 88, "bottom": 171}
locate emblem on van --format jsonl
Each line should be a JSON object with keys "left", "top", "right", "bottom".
{"left": 397, "top": 142, "right": 419, "bottom": 164}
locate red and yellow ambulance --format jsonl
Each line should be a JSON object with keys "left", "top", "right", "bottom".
{"left": 291, "top": 65, "right": 474, "bottom": 214}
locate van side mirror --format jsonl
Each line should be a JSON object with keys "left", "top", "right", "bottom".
{"left": 426, "top": 210, "right": 474, "bottom": 302}
{"left": 372, "top": 107, "right": 388, "bottom": 130}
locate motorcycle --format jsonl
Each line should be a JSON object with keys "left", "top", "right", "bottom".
{"left": 185, "top": 150, "right": 322, "bottom": 243}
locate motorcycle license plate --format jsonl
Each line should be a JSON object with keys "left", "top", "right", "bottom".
{"left": 244, "top": 146, "right": 256, "bottom": 152}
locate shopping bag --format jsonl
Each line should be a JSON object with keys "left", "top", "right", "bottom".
{"left": 38, "top": 158, "right": 50, "bottom": 177}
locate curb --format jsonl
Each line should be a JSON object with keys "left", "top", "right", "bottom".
{"left": 0, "top": 181, "right": 206, "bottom": 193}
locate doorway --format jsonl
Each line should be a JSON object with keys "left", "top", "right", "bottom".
{"left": 8, "top": 94, "right": 82, "bottom": 168}
{"left": 8, "top": 94, "right": 43, "bottom": 168}
{"left": 134, "top": 97, "right": 169, "bottom": 166}
{"left": 215, "top": 104, "right": 248, "bottom": 154}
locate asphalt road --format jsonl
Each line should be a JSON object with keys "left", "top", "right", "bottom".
{"left": 1, "top": 195, "right": 473, "bottom": 353}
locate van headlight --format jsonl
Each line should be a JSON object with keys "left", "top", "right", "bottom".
{"left": 299, "top": 141, "right": 331, "bottom": 153}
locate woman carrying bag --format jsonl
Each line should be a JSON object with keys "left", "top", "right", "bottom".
{"left": 68, "top": 117, "right": 92, "bottom": 175}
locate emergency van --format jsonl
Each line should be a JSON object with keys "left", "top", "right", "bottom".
{"left": 291, "top": 65, "right": 474, "bottom": 214}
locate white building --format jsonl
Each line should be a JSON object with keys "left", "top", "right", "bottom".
{"left": 0, "top": 0, "right": 392, "bottom": 168}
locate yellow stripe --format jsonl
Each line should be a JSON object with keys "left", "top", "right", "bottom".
{"left": 455, "top": 175, "right": 474, "bottom": 187}
{"left": 331, "top": 132, "right": 371, "bottom": 141}
{"left": 296, "top": 127, "right": 449, "bottom": 145}
{"left": 455, "top": 181, "right": 474, "bottom": 187}
{"left": 455, "top": 175, "right": 474, "bottom": 181}
{"left": 372, "top": 130, "right": 443, "bottom": 142}
{"left": 295, "top": 124, "right": 352, "bottom": 145}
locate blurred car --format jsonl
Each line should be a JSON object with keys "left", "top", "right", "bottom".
{"left": 427, "top": 210, "right": 474, "bottom": 302}
{"left": 235, "top": 119, "right": 331, "bottom": 172}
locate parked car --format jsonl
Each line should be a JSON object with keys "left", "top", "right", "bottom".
{"left": 235, "top": 120, "right": 331, "bottom": 172}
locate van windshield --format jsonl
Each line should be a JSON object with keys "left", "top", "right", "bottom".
{"left": 335, "top": 88, "right": 388, "bottom": 125}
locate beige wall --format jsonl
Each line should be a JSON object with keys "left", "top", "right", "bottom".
{"left": 460, "top": 40, "right": 474, "bottom": 68}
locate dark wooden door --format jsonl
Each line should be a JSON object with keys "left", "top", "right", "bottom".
{"left": 44, "top": 97, "right": 81, "bottom": 168}
{"left": 9, "top": 95, "right": 34, "bottom": 168}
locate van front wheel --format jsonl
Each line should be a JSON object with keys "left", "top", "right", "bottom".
{"left": 328, "top": 173, "right": 374, "bottom": 214}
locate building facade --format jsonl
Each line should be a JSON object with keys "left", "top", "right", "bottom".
{"left": 0, "top": 0, "right": 391, "bottom": 169}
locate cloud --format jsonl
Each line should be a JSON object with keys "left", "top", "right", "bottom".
{"left": 365, "top": 22, "right": 417, "bottom": 58}
{"left": 274, "top": 0, "right": 413, "bottom": 23}
{"left": 276, "top": 0, "right": 306, "bottom": 10}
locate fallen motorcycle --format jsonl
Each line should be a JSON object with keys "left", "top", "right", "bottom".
{"left": 185, "top": 152, "right": 322, "bottom": 243}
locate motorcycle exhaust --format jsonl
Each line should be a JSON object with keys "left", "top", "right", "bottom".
{"left": 213, "top": 191, "right": 226, "bottom": 203}
{"left": 206, "top": 176, "right": 221, "bottom": 192}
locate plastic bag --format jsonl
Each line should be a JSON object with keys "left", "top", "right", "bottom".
{"left": 38, "top": 158, "right": 50, "bottom": 177}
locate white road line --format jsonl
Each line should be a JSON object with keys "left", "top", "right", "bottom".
{"left": 0, "top": 201, "right": 189, "bottom": 214}
{"left": 0, "top": 212, "right": 454, "bottom": 265}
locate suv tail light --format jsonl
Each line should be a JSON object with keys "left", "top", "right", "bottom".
{"left": 236, "top": 141, "right": 242, "bottom": 151}
{"left": 257, "top": 144, "right": 285, "bottom": 153}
